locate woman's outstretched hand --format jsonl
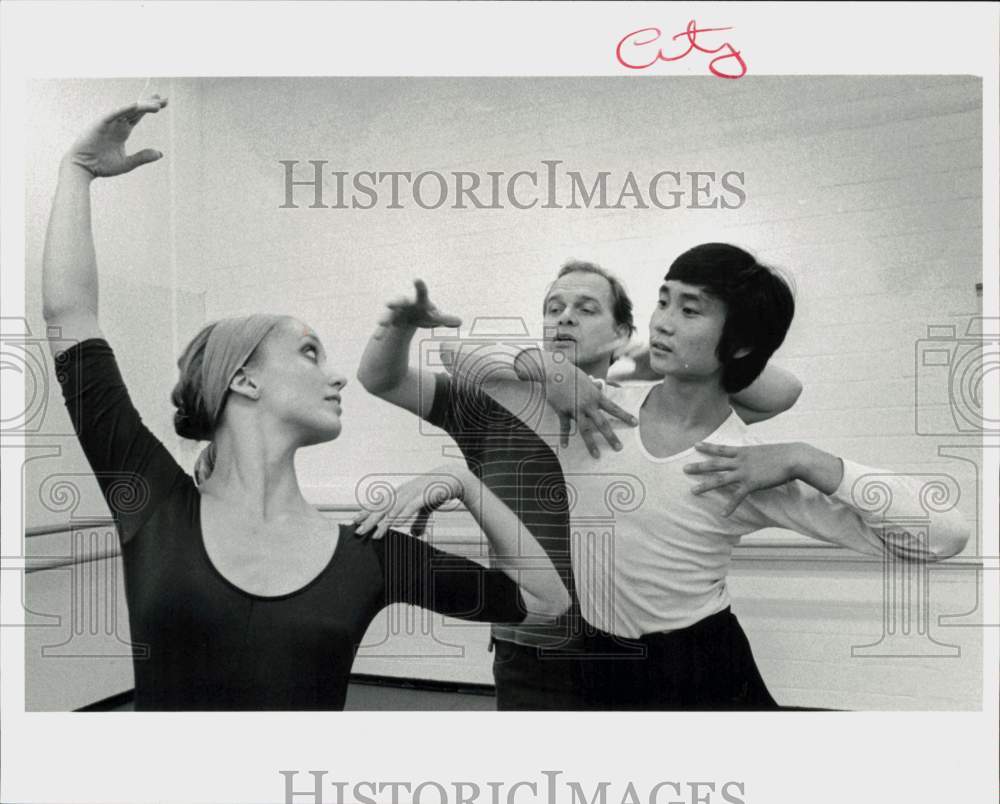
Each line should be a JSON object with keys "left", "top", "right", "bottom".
{"left": 66, "top": 95, "right": 168, "bottom": 178}
{"left": 376, "top": 279, "right": 462, "bottom": 333}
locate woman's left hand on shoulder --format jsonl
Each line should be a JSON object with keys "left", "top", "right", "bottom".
{"left": 352, "top": 466, "right": 472, "bottom": 540}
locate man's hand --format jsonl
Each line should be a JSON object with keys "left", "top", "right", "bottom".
{"left": 67, "top": 96, "right": 168, "bottom": 178}
{"left": 516, "top": 349, "right": 637, "bottom": 458}
{"left": 374, "top": 279, "right": 462, "bottom": 338}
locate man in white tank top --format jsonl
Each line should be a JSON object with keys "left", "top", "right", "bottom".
{"left": 439, "top": 256, "right": 805, "bottom": 708}
{"left": 444, "top": 246, "right": 969, "bottom": 709}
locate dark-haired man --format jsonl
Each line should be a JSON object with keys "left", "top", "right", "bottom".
{"left": 483, "top": 243, "right": 969, "bottom": 709}
{"left": 438, "top": 253, "right": 803, "bottom": 709}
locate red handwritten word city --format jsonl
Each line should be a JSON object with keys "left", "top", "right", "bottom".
{"left": 616, "top": 21, "right": 747, "bottom": 79}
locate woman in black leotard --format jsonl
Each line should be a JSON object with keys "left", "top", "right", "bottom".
{"left": 42, "top": 96, "right": 570, "bottom": 711}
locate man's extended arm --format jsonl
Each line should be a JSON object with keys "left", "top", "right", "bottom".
{"left": 730, "top": 363, "right": 803, "bottom": 424}
{"left": 356, "top": 280, "right": 461, "bottom": 417}
{"left": 686, "top": 441, "right": 969, "bottom": 561}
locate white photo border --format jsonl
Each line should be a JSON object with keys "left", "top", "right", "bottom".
{"left": 2, "top": 2, "right": 997, "bottom": 803}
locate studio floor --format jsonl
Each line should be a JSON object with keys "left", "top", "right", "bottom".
{"left": 86, "top": 678, "right": 498, "bottom": 712}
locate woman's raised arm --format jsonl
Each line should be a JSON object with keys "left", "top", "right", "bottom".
{"left": 42, "top": 97, "right": 167, "bottom": 354}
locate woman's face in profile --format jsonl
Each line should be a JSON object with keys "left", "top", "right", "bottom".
{"left": 248, "top": 317, "right": 348, "bottom": 446}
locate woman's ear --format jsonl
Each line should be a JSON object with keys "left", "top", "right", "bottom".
{"left": 732, "top": 346, "right": 753, "bottom": 360}
{"left": 229, "top": 368, "right": 260, "bottom": 400}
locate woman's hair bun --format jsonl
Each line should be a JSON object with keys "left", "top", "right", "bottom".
{"left": 171, "top": 323, "right": 217, "bottom": 442}
{"left": 173, "top": 406, "right": 213, "bottom": 441}
{"left": 170, "top": 314, "right": 281, "bottom": 445}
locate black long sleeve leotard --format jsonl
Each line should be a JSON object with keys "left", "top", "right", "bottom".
{"left": 56, "top": 339, "right": 537, "bottom": 710}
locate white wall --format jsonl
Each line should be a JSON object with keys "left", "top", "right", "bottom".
{"left": 26, "top": 76, "right": 983, "bottom": 523}
{"left": 169, "top": 76, "right": 983, "bottom": 524}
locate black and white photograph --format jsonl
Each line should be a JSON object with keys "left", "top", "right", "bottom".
{"left": 2, "top": 3, "right": 998, "bottom": 804}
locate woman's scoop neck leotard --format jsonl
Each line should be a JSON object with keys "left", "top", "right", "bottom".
{"left": 56, "top": 338, "right": 531, "bottom": 710}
